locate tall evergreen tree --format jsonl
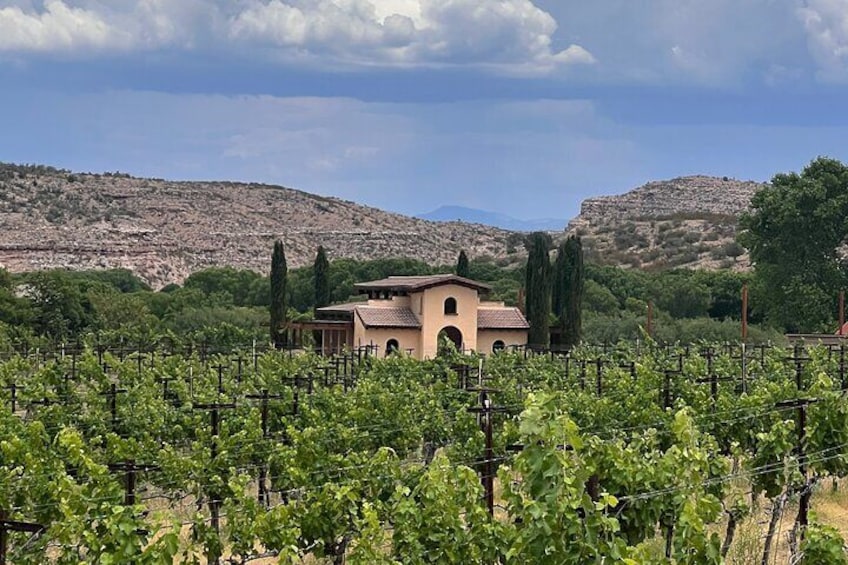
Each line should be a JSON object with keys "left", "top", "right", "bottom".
{"left": 270, "top": 240, "right": 287, "bottom": 348}
{"left": 562, "top": 235, "right": 584, "bottom": 349}
{"left": 456, "top": 250, "right": 470, "bottom": 278}
{"left": 552, "top": 242, "right": 568, "bottom": 321}
{"left": 524, "top": 232, "right": 551, "bottom": 349}
{"left": 551, "top": 241, "right": 568, "bottom": 349}
{"left": 313, "top": 246, "right": 330, "bottom": 309}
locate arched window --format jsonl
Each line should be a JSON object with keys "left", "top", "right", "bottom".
{"left": 444, "top": 297, "right": 458, "bottom": 315}
{"left": 492, "top": 340, "right": 505, "bottom": 353}
{"left": 386, "top": 339, "right": 399, "bottom": 356}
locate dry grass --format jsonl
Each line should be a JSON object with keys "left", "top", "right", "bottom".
{"left": 141, "top": 476, "right": 848, "bottom": 563}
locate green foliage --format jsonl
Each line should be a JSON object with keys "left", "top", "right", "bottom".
{"left": 391, "top": 453, "right": 502, "bottom": 564}
{"left": 501, "top": 393, "right": 626, "bottom": 564}
{"left": 740, "top": 157, "right": 848, "bottom": 331}
{"left": 800, "top": 522, "right": 848, "bottom": 564}
{"left": 525, "top": 232, "right": 552, "bottom": 348}
{"left": 455, "top": 250, "right": 470, "bottom": 278}
{"left": 25, "top": 270, "right": 95, "bottom": 339}
{"left": 270, "top": 240, "right": 287, "bottom": 347}
{"left": 562, "top": 235, "right": 584, "bottom": 348}
{"left": 314, "top": 246, "right": 330, "bottom": 309}
{"left": 184, "top": 267, "right": 267, "bottom": 307}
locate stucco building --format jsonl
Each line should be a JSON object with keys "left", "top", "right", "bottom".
{"left": 310, "top": 274, "right": 529, "bottom": 359}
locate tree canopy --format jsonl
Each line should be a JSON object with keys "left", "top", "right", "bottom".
{"left": 740, "top": 157, "right": 848, "bottom": 331}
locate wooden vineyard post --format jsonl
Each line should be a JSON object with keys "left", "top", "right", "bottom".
{"left": 695, "top": 351, "right": 735, "bottom": 414}
{"left": 775, "top": 397, "right": 818, "bottom": 552}
{"left": 620, "top": 361, "right": 636, "bottom": 381}
{"left": 212, "top": 363, "right": 229, "bottom": 395}
{"left": 108, "top": 461, "right": 159, "bottom": 507}
{"left": 467, "top": 388, "right": 509, "bottom": 517}
{"left": 157, "top": 376, "right": 177, "bottom": 406}
{"left": 3, "top": 383, "right": 20, "bottom": 414}
{"left": 840, "top": 290, "right": 845, "bottom": 336}
{"left": 0, "top": 511, "right": 44, "bottom": 565}
{"left": 232, "top": 355, "right": 245, "bottom": 384}
{"left": 245, "top": 389, "right": 284, "bottom": 507}
{"left": 595, "top": 358, "right": 603, "bottom": 397}
{"left": 101, "top": 383, "right": 128, "bottom": 432}
{"left": 193, "top": 402, "right": 236, "bottom": 565}
{"left": 741, "top": 283, "right": 748, "bottom": 342}
{"left": 662, "top": 365, "right": 682, "bottom": 410}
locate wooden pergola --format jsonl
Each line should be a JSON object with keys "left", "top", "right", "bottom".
{"left": 288, "top": 320, "right": 353, "bottom": 356}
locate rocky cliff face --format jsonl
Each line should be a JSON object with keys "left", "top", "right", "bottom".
{"left": 0, "top": 164, "right": 519, "bottom": 287}
{"left": 577, "top": 176, "right": 762, "bottom": 222}
{"left": 567, "top": 176, "right": 766, "bottom": 271}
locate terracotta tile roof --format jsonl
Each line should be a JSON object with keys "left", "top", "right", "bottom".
{"left": 317, "top": 302, "right": 365, "bottom": 313}
{"left": 355, "top": 307, "right": 421, "bottom": 328}
{"left": 477, "top": 307, "right": 530, "bottom": 330}
{"left": 355, "top": 274, "right": 491, "bottom": 293}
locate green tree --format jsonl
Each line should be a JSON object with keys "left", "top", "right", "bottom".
{"left": 269, "top": 240, "right": 287, "bottom": 348}
{"left": 314, "top": 246, "right": 330, "bottom": 309}
{"left": 739, "top": 157, "right": 848, "bottom": 331}
{"left": 552, "top": 242, "right": 567, "bottom": 323}
{"left": 27, "top": 270, "right": 94, "bottom": 339}
{"left": 456, "top": 250, "right": 470, "bottom": 278}
{"left": 525, "top": 232, "right": 551, "bottom": 349}
{"left": 561, "top": 235, "right": 584, "bottom": 349}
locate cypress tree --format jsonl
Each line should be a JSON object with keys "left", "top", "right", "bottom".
{"left": 270, "top": 240, "right": 287, "bottom": 348}
{"left": 562, "top": 235, "right": 584, "bottom": 349}
{"left": 456, "top": 250, "right": 470, "bottom": 278}
{"left": 551, "top": 241, "right": 568, "bottom": 348}
{"left": 524, "top": 232, "right": 551, "bottom": 349}
{"left": 313, "top": 245, "right": 330, "bottom": 309}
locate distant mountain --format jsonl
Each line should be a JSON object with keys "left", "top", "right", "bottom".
{"left": 566, "top": 175, "right": 767, "bottom": 271}
{"left": 417, "top": 205, "right": 566, "bottom": 232}
{"left": 0, "top": 163, "right": 769, "bottom": 286}
{"left": 0, "top": 163, "right": 521, "bottom": 287}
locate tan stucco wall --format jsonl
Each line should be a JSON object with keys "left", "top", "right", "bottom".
{"left": 477, "top": 330, "right": 528, "bottom": 355}
{"left": 351, "top": 284, "right": 525, "bottom": 359}
{"left": 416, "top": 284, "right": 480, "bottom": 358}
{"left": 353, "top": 314, "right": 421, "bottom": 356}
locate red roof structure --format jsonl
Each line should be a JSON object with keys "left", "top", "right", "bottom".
{"left": 355, "top": 274, "right": 491, "bottom": 294}
{"left": 477, "top": 307, "right": 530, "bottom": 330}
{"left": 355, "top": 307, "right": 421, "bottom": 329}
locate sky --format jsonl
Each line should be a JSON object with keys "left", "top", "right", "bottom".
{"left": 1, "top": 1, "right": 848, "bottom": 221}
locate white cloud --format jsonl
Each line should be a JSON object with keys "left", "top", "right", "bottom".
{"left": 228, "top": 0, "right": 594, "bottom": 73}
{"left": 0, "top": 0, "right": 593, "bottom": 74}
{"left": 0, "top": 0, "right": 131, "bottom": 51}
{"left": 798, "top": 0, "right": 848, "bottom": 81}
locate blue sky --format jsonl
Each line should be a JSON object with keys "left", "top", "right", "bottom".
{"left": 1, "top": 1, "right": 848, "bottom": 220}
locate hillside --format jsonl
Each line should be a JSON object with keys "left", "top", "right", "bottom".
{"left": 0, "top": 164, "right": 521, "bottom": 287}
{"left": 566, "top": 175, "right": 765, "bottom": 270}
{"left": 0, "top": 164, "right": 767, "bottom": 285}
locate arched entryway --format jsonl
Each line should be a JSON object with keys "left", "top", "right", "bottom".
{"left": 438, "top": 326, "right": 463, "bottom": 352}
